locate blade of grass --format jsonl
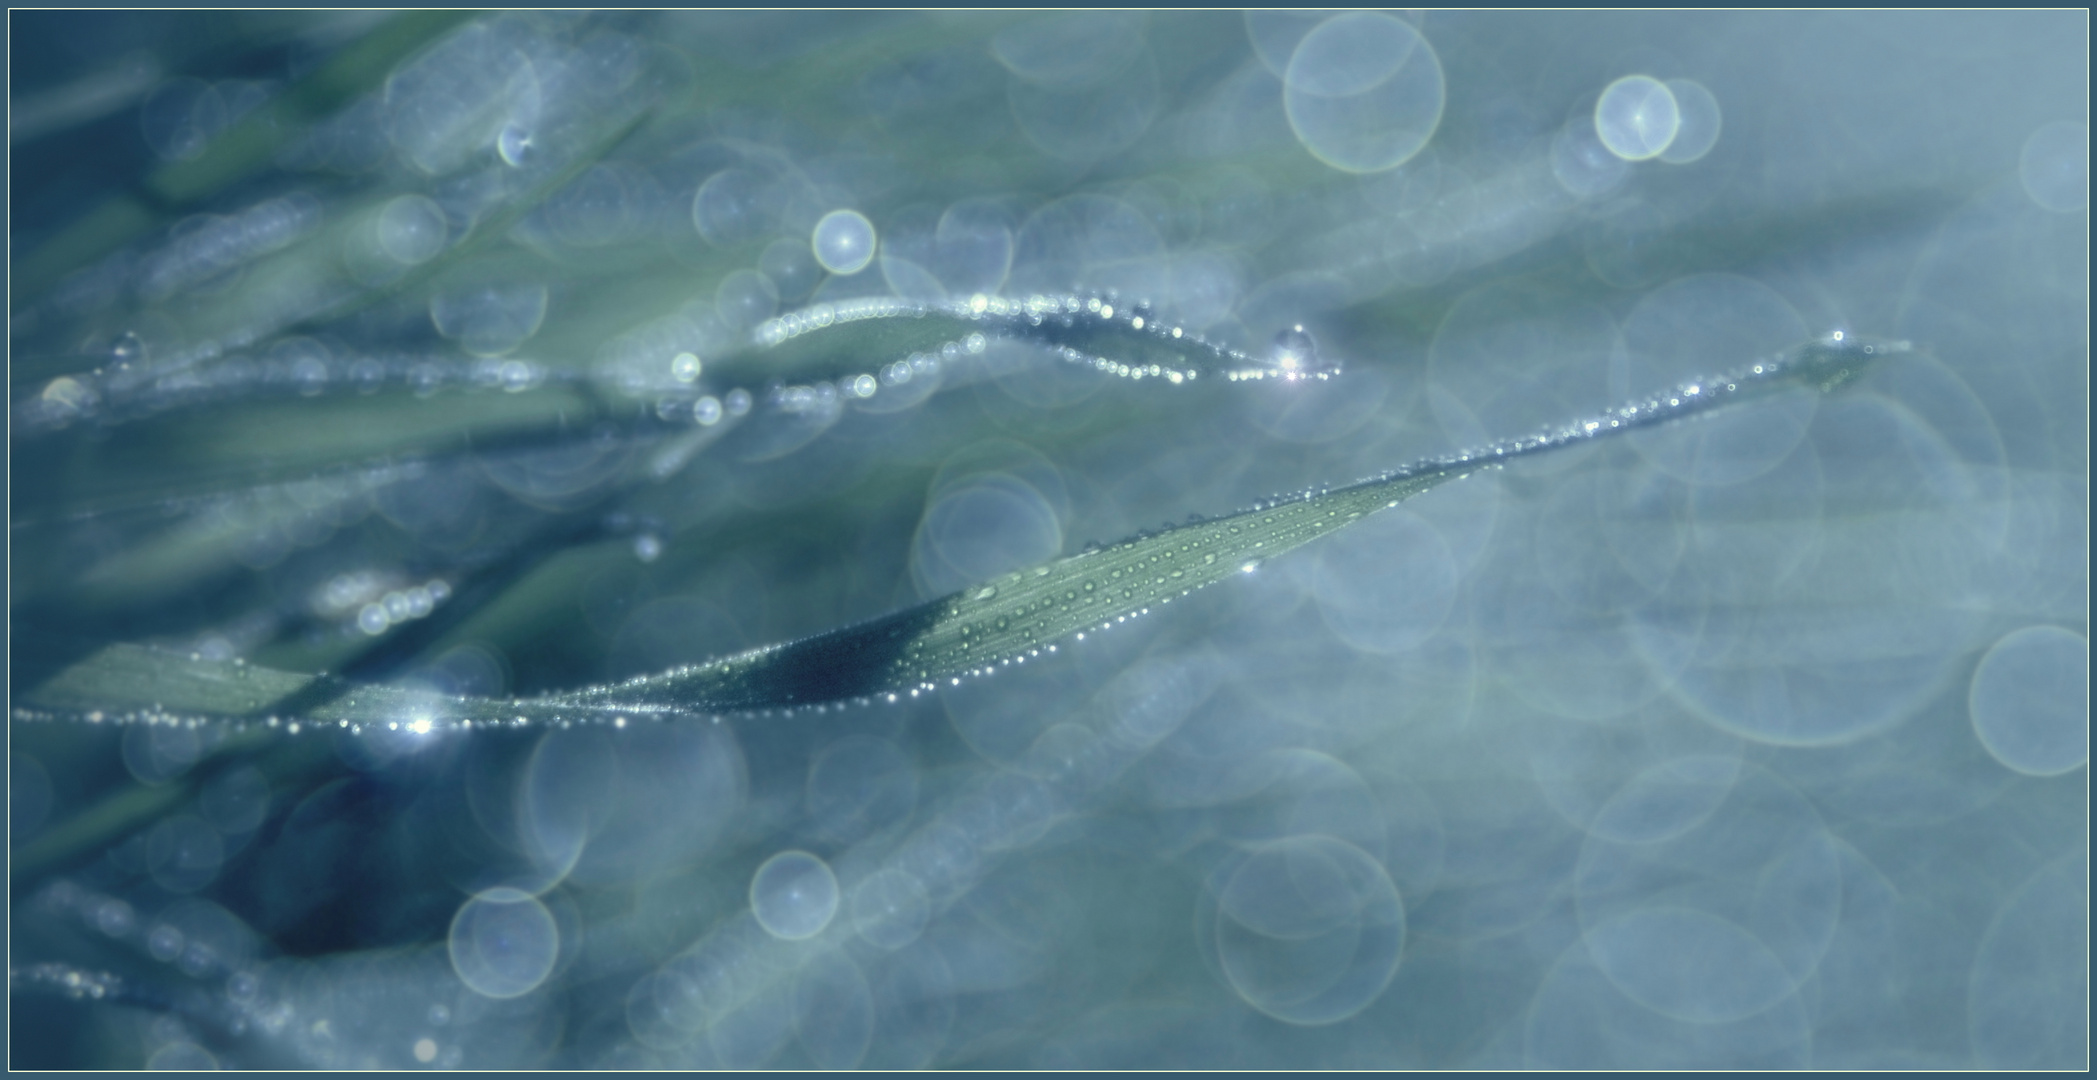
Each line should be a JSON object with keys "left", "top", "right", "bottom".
{"left": 17, "top": 332, "right": 1905, "bottom": 728}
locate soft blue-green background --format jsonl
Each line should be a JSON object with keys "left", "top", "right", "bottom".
{"left": 9, "top": 11, "right": 2087, "bottom": 1068}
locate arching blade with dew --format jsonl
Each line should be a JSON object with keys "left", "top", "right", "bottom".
{"left": 722, "top": 292, "right": 1345, "bottom": 394}
{"left": 561, "top": 331, "right": 1907, "bottom": 713}
{"left": 14, "top": 332, "right": 1907, "bottom": 730}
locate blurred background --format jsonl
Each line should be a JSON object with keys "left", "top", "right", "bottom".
{"left": 8, "top": 10, "right": 2087, "bottom": 1069}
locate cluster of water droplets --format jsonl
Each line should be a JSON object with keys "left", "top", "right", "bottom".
{"left": 18, "top": 342, "right": 558, "bottom": 436}
{"left": 10, "top": 879, "right": 271, "bottom": 1067}
{"left": 753, "top": 291, "right": 1341, "bottom": 390}
{"left": 325, "top": 575, "right": 454, "bottom": 637}
{"left": 1353, "top": 331, "right": 1911, "bottom": 495}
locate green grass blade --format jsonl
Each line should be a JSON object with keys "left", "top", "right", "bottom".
{"left": 9, "top": 460, "right": 1473, "bottom": 727}
{"left": 15, "top": 331, "right": 1906, "bottom": 729}
{"left": 714, "top": 293, "right": 1343, "bottom": 393}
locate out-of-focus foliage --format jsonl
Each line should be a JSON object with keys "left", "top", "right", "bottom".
{"left": 9, "top": 11, "right": 2087, "bottom": 1069}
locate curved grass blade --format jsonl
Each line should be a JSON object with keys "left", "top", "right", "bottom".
{"left": 15, "top": 332, "right": 1907, "bottom": 732}
{"left": 716, "top": 292, "right": 1343, "bottom": 394}
{"left": 14, "top": 288, "right": 1325, "bottom": 514}
{"left": 565, "top": 332, "right": 1907, "bottom": 714}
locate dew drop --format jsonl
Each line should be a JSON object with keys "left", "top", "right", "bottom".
{"left": 1269, "top": 325, "right": 1317, "bottom": 373}
{"left": 111, "top": 331, "right": 146, "bottom": 364}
